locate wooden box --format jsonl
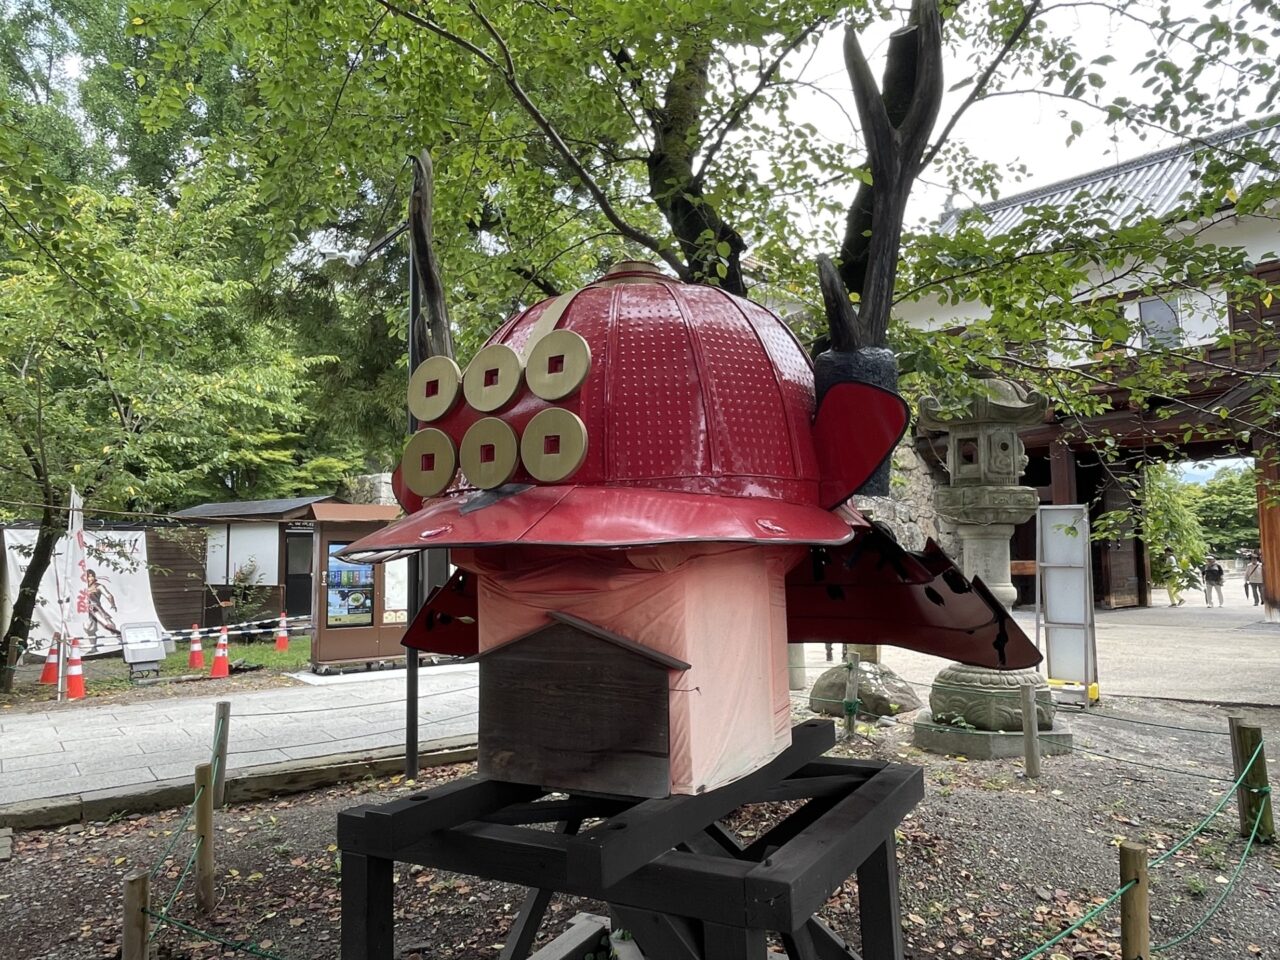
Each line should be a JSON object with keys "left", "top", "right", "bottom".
{"left": 476, "top": 613, "right": 690, "bottom": 799}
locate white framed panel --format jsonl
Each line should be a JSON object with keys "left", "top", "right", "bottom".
{"left": 1035, "top": 504, "right": 1099, "bottom": 705}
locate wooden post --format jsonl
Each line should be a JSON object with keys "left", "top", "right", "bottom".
{"left": 843, "top": 653, "right": 861, "bottom": 737}
{"left": 122, "top": 868, "right": 150, "bottom": 960}
{"left": 1020, "top": 684, "right": 1041, "bottom": 779}
{"left": 195, "top": 762, "right": 216, "bottom": 914}
{"left": 787, "top": 645, "right": 806, "bottom": 691}
{"left": 1229, "top": 715, "right": 1248, "bottom": 835}
{"left": 212, "top": 701, "right": 230, "bottom": 809}
{"left": 1234, "top": 723, "right": 1275, "bottom": 843}
{"left": 1119, "top": 841, "right": 1149, "bottom": 960}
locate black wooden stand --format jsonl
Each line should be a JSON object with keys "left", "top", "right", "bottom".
{"left": 338, "top": 721, "right": 922, "bottom": 960}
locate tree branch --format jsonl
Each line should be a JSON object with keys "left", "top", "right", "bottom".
{"left": 375, "top": 0, "right": 685, "bottom": 275}
{"left": 921, "top": 1, "right": 1042, "bottom": 169}
{"left": 692, "top": 17, "right": 830, "bottom": 187}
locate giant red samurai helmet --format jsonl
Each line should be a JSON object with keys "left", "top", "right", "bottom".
{"left": 343, "top": 262, "right": 1040, "bottom": 670}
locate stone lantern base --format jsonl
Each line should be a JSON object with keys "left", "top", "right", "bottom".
{"left": 911, "top": 662, "right": 1074, "bottom": 759}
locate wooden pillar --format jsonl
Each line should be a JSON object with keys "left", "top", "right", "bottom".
{"left": 341, "top": 852, "right": 395, "bottom": 960}
{"left": 1254, "top": 442, "right": 1280, "bottom": 623}
{"left": 1049, "top": 438, "right": 1077, "bottom": 505}
{"left": 857, "top": 838, "right": 904, "bottom": 960}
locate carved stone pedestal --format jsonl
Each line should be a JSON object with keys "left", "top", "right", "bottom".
{"left": 935, "top": 486, "right": 1039, "bottom": 607}
{"left": 911, "top": 663, "right": 1073, "bottom": 759}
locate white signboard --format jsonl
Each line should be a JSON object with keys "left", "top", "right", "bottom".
{"left": 1035, "top": 505, "right": 1099, "bottom": 704}
{"left": 2, "top": 529, "right": 164, "bottom": 656}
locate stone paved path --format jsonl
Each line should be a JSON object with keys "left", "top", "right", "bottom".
{"left": 0, "top": 663, "right": 478, "bottom": 806}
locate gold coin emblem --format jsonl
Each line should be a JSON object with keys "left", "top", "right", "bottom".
{"left": 526, "top": 330, "right": 592, "bottom": 401}
{"left": 459, "top": 417, "right": 520, "bottom": 489}
{"left": 401, "top": 428, "right": 458, "bottom": 498}
{"left": 407, "top": 356, "right": 462, "bottom": 423}
{"left": 462, "top": 343, "right": 524, "bottom": 413}
{"left": 520, "top": 408, "right": 588, "bottom": 483}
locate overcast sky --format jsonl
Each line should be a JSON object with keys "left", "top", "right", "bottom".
{"left": 783, "top": 2, "right": 1270, "bottom": 234}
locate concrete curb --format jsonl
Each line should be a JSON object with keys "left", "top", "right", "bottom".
{"left": 0, "top": 737, "right": 477, "bottom": 830}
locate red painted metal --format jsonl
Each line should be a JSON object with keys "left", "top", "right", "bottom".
{"left": 814, "top": 382, "right": 910, "bottom": 508}
{"left": 351, "top": 267, "right": 899, "bottom": 555}
{"left": 402, "top": 526, "right": 1041, "bottom": 670}
{"left": 784, "top": 534, "right": 1042, "bottom": 670}
{"left": 402, "top": 569, "right": 478, "bottom": 656}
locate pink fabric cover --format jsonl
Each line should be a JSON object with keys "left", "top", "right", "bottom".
{"left": 455, "top": 543, "right": 803, "bottom": 795}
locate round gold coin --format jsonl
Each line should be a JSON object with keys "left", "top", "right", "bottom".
{"left": 520, "top": 408, "right": 589, "bottom": 483}
{"left": 526, "top": 330, "right": 592, "bottom": 401}
{"left": 459, "top": 417, "right": 520, "bottom": 489}
{"left": 407, "top": 356, "right": 462, "bottom": 423}
{"left": 462, "top": 343, "right": 524, "bottom": 413}
{"left": 400, "top": 428, "right": 458, "bottom": 498}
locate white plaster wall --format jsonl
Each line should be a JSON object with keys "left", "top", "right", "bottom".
{"left": 227, "top": 522, "right": 280, "bottom": 585}
{"left": 897, "top": 210, "right": 1280, "bottom": 332}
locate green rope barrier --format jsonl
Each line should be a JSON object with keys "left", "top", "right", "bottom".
{"left": 149, "top": 836, "right": 203, "bottom": 942}
{"left": 1150, "top": 741, "right": 1265, "bottom": 867}
{"left": 1073, "top": 744, "right": 1233, "bottom": 783}
{"left": 149, "top": 784, "right": 204, "bottom": 880}
{"left": 1151, "top": 801, "right": 1269, "bottom": 952}
{"left": 143, "top": 909, "right": 291, "bottom": 960}
{"left": 1014, "top": 880, "right": 1135, "bottom": 960}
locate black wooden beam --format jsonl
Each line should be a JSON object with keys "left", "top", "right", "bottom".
{"left": 340, "top": 851, "right": 394, "bottom": 960}
{"left": 566, "top": 720, "right": 836, "bottom": 888}
{"left": 744, "top": 765, "right": 923, "bottom": 929}
{"left": 856, "top": 840, "right": 903, "bottom": 960}
{"left": 338, "top": 777, "right": 543, "bottom": 856}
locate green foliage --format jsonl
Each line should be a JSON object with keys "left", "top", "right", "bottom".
{"left": 1141, "top": 464, "right": 1206, "bottom": 585}
{"left": 1187, "top": 465, "right": 1259, "bottom": 555}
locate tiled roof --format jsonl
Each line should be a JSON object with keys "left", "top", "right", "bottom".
{"left": 171, "top": 496, "right": 333, "bottom": 520}
{"left": 944, "top": 116, "right": 1280, "bottom": 236}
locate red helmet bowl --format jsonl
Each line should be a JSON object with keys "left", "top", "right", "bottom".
{"left": 342, "top": 263, "right": 906, "bottom": 560}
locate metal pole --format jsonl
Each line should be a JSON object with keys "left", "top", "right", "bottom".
{"left": 405, "top": 555, "right": 420, "bottom": 780}
{"left": 404, "top": 185, "right": 424, "bottom": 781}
{"left": 1020, "top": 684, "right": 1042, "bottom": 778}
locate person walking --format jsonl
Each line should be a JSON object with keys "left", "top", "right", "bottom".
{"left": 1203, "top": 555, "right": 1225, "bottom": 607}
{"left": 1245, "top": 552, "right": 1265, "bottom": 606}
{"left": 1162, "top": 546, "right": 1186, "bottom": 606}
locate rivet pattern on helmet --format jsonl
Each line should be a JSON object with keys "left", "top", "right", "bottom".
{"left": 610, "top": 285, "right": 710, "bottom": 480}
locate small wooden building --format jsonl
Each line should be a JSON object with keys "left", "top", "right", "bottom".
{"left": 173, "top": 496, "right": 408, "bottom": 666}
{"left": 475, "top": 612, "right": 690, "bottom": 798}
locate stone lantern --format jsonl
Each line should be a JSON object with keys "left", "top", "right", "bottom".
{"left": 918, "top": 378, "right": 1048, "bottom": 606}
{"left": 913, "top": 378, "right": 1072, "bottom": 759}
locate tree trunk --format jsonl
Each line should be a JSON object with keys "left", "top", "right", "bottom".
{"left": 646, "top": 43, "right": 747, "bottom": 295}
{"left": 1, "top": 505, "right": 64, "bottom": 693}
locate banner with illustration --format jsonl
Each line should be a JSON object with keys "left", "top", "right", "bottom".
{"left": 2, "top": 527, "right": 164, "bottom": 656}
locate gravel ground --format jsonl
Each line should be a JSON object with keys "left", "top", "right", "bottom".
{"left": 2, "top": 697, "right": 1277, "bottom": 960}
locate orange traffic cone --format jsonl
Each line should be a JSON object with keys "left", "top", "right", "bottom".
{"left": 65, "top": 637, "right": 85, "bottom": 700}
{"left": 38, "top": 638, "right": 60, "bottom": 685}
{"left": 188, "top": 623, "right": 205, "bottom": 670}
{"left": 210, "top": 625, "right": 230, "bottom": 678}
{"left": 275, "top": 612, "right": 289, "bottom": 652}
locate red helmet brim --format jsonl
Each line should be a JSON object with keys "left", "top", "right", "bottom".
{"left": 338, "top": 485, "right": 862, "bottom": 561}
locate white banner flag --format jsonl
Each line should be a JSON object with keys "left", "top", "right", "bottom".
{"left": 3, "top": 525, "right": 163, "bottom": 656}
